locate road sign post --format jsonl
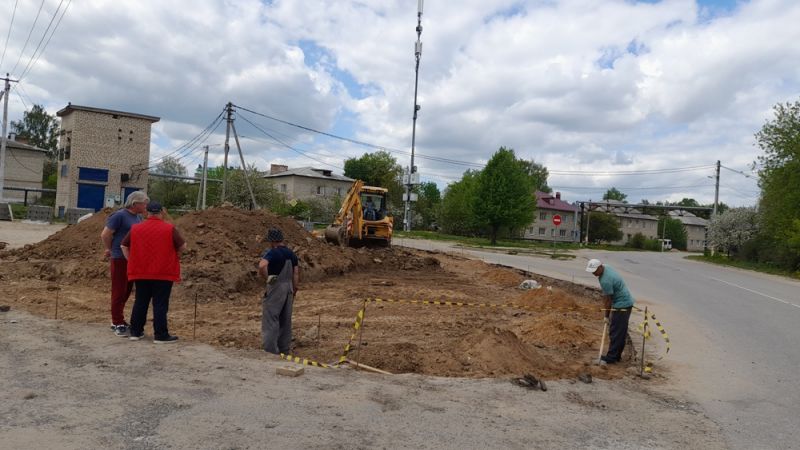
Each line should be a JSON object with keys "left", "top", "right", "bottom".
{"left": 552, "top": 214, "right": 562, "bottom": 257}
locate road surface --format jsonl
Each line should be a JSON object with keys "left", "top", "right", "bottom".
{"left": 398, "top": 238, "right": 800, "bottom": 450}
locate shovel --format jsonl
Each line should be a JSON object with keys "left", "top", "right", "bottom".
{"left": 596, "top": 315, "right": 609, "bottom": 365}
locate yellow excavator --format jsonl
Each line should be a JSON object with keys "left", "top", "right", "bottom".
{"left": 324, "top": 180, "right": 393, "bottom": 247}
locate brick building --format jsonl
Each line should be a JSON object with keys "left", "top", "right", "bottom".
{"left": 1, "top": 135, "right": 47, "bottom": 202}
{"left": 668, "top": 210, "right": 709, "bottom": 252}
{"left": 263, "top": 165, "right": 354, "bottom": 201}
{"left": 54, "top": 104, "right": 159, "bottom": 215}
{"left": 593, "top": 200, "right": 659, "bottom": 245}
{"left": 524, "top": 191, "right": 581, "bottom": 242}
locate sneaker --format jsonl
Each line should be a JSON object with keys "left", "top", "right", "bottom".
{"left": 113, "top": 324, "right": 129, "bottom": 337}
{"left": 154, "top": 335, "right": 179, "bottom": 344}
{"left": 600, "top": 355, "right": 620, "bottom": 364}
{"left": 129, "top": 332, "right": 144, "bottom": 341}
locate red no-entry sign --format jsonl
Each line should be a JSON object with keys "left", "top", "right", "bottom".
{"left": 552, "top": 214, "right": 562, "bottom": 226}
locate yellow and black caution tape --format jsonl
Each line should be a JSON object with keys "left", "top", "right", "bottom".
{"left": 339, "top": 300, "right": 367, "bottom": 363}
{"left": 279, "top": 352, "right": 335, "bottom": 369}
{"left": 648, "top": 311, "right": 670, "bottom": 354}
{"left": 364, "top": 297, "right": 631, "bottom": 312}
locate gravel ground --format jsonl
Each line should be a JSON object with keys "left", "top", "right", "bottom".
{"left": 1, "top": 309, "right": 726, "bottom": 449}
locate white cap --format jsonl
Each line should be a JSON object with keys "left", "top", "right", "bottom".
{"left": 585, "top": 259, "right": 602, "bottom": 273}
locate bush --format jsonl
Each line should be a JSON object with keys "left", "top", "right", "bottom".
{"left": 627, "top": 232, "right": 646, "bottom": 249}
{"left": 644, "top": 239, "right": 661, "bottom": 251}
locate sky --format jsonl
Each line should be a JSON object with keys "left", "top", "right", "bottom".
{"left": 2, "top": 0, "right": 798, "bottom": 207}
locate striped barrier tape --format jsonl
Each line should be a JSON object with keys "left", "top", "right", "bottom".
{"left": 636, "top": 311, "right": 670, "bottom": 358}
{"left": 648, "top": 312, "right": 671, "bottom": 355}
{"left": 279, "top": 352, "right": 335, "bottom": 369}
{"left": 365, "top": 297, "right": 594, "bottom": 313}
{"left": 339, "top": 301, "right": 367, "bottom": 363}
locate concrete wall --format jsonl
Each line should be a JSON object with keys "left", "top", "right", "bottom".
{"left": 685, "top": 224, "right": 707, "bottom": 252}
{"left": 275, "top": 176, "right": 351, "bottom": 201}
{"left": 2, "top": 146, "right": 45, "bottom": 202}
{"left": 615, "top": 216, "right": 659, "bottom": 245}
{"left": 55, "top": 109, "right": 154, "bottom": 215}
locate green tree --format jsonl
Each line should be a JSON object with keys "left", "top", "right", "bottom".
{"left": 343, "top": 150, "right": 403, "bottom": 214}
{"left": 473, "top": 147, "right": 536, "bottom": 245}
{"left": 148, "top": 157, "right": 194, "bottom": 208}
{"left": 413, "top": 181, "right": 441, "bottom": 228}
{"left": 224, "top": 164, "right": 285, "bottom": 211}
{"left": 11, "top": 105, "right": 59, "bottom": 155}
{"left": 588, "top": 212, "right": 622, "bottom": 243}
{"left": 675, "top": 198, "right": 700, "bottom": 208}
{"left": 440, "top": 170, "right": 481, "bottom": 235}
{"left": 603, "top": 187, "right": 627, "bottom": 202}
{"left": 518, "top": 159, "right": 551, "bottom": 193}
{"left": 756, "top": 100, "right": 800, "bottom": 246}
{"left": 658, "top": 216, "right": 688, "bottom": 251}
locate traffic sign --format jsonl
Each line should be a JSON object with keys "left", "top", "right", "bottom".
{"left": 552, "top": 214, "right": 562, "bottom": 226}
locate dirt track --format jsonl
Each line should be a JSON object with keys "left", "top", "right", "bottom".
{"left": 0, "top": 309, "right": 725, "bottom": 449}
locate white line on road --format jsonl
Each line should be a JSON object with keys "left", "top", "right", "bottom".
{"left": 708, "top": 276, "right": 800, "bottom": 310}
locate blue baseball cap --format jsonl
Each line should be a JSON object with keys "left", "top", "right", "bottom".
{"left": 146, "top": 201, "right": 163, "bottom": 213}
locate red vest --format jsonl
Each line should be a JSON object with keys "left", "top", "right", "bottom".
{"left": 126, "top": 217, "right": 181, "bottom": 282}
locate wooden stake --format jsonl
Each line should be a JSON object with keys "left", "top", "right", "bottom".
{"left": 54, "top": 289, "right": 59, "bottom": 320}
{"left": 354, "top": 301, "right": 367, "bottom": 370}
{"left": 193, "top": 292, "right": 198, "bottom": 340}
{"left": 344, "top": 358, "right": 391, "bottom": 375}
{"left": 640, "top": 306, "right": 648, "bottom": 377}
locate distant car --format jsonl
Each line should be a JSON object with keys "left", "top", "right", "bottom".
{"left": 657, "top": 238, "right": 672, "bottom": 251}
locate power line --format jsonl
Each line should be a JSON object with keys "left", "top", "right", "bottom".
{"left": 10, "top": 0, "right": 46, "bottom": 76}
{"left": 721, "top": 164, "right": 758, "bottom": 180}
{"left": 136, "top": 108, "right": 225, "bottom": 174}
{"left": 0, "top": 0, "right": 20, "bottom": 70}
{"left": 12, "top": 85, "right": 28, "bottom": 109}
{"left": 19, "top": 0, "right": 71, "bottom": 81}
{"left": 233, "top": 105, "right": 718, "bottom": 176}
{"left": 234, "top": 111, "right": 344, "bottom": 170}
{"left": 550, "top": 183, "right": 714, "bottom": 191}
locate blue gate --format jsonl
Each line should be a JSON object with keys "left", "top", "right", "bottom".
{"left": 77, "top": 184, "right": 106, "bottom": 211}
{"left": 123, "top": 187, "right": 141, "bottom": 203}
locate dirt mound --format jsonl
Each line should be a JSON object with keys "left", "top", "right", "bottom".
{"left": 2, "top": 206, "right": 439, "bottom": 300}
{"left": 516, "top": 287, "right": 583, "bottom": 311}
{"left": 458, "top": 326, "right": 558, "bottom": 377}
{"left": 516, "top": 313, "right": 598, "bottom": 350}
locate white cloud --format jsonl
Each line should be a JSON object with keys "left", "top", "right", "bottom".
{"left": 2, "top": 0, "right": 797, "bottom": 207}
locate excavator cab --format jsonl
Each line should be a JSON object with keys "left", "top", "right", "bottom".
{"left": 324, "top": 181, "right": 393, "bottom": 247}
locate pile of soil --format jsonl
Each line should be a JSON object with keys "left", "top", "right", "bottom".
{"left": 2, "top": 206, "right": 440, "bottom": 301}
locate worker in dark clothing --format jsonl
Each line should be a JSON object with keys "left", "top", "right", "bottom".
{"left": 586, "top": 258, "right": 635, "bottom": 364}
{"left": 258, "top": 228, "right": 300, "bottom": 354}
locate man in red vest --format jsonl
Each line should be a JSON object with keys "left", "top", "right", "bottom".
{"left": 120, "top": 201, "right": 187, "bottom": 343}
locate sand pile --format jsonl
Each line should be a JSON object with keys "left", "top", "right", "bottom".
{"left": 2, "top": 206, "right": 437, "bottom": 300}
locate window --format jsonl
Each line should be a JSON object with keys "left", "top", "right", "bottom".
{"left": 528, "top": 227, "right": 535, "bottom": 234}
{"left": 280, "top": 184, "right": 287, "bottom": 193}
{"left": 60, "top": 165, "right": 68, "bottom": 177}
{"left": 336, "top": 187, "right": 342, "bottom": 196}
{"left": 538, "top": 227, "right": 546, "bottom": 235}
{"left": 539, "top": 211, "right": 547, "bottom": 220}
{"left": 316, "top": 186, "right": 324, "bottom": 195}
{"left": 559, "top": 229, "right": 566, "bottom": 237}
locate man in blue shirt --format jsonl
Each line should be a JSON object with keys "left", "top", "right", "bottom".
{"left": 258, "top": 228, "right": 300, "bottom": 354}
{"left": 586, "top": 258, "right": 635, "bottom": 364}
{"left": 100, "top": 190, "right": 148, "bottom": 336}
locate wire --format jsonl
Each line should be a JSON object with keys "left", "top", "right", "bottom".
{"left": 10, "top": 0, "right": 46, "bottom": 76}
{"left": 140, "top": 108, "right": 225, "bottom": 172}
{"left": 0, "top": 0, "right": 20, "bottom": 70}
{"left": 12, "top": 85, "right": 28, "bottom": 109}
{"left": 19, "top": 0, "right": 71, "bottom": 81}
{"left": 234, "top": 111, "right": 344, "bottom": 170}
{"left": 233, "top": 105, "right": 719, "bottom": 176}
{"left": 721, "top": 164, "right": 758, "bottom": 180}
{"left": 7, "top": 144, "right": 40, "bottom": 174}
{"left": 550, "top": 183, "right": 714, "bottom": 191}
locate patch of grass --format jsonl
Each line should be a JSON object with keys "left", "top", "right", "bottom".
{"left": 687, "top": 254, "right": 800, "bottom": 280}
{"left": 9, "top": 204, "right": 27, "bottom": 219}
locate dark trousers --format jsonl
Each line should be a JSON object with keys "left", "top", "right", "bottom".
{"left": 130, "top": 280, "right": 173, "bottom": 339}
{"left": 110, "top": 258, "right": 133, "bottom": 325}
{"left": 606, "top": 309, "right": 632, "bottom": 362}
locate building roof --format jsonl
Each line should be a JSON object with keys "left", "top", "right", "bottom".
{"left": 669, "top": 210, "right": 709, "bottom": 227}
{"left": 263, "top": 166, "right": 354, "bottom": 183}
{"left": 5, "top": 138, "right": 48, "bottom": 153}
{"left": 536, "top": 191, "right": 579, "bottom": 213}
{"left": 593, "top": 201, "right": 659, "bottom": 221}
{"left": 56, "top": 104, "right": 160, "bottom": 123}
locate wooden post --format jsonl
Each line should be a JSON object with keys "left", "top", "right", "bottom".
{"left": 54, "top": 289, "right": 59, "bottom": 320}
{"left": 193, "top": 292, "right": 198, "bottom": 340}
{"left": 640, "top": 306, "right": 648, "bottom": 376}
{"left": 354, "top": 301, "right": 367, "bottom": 370}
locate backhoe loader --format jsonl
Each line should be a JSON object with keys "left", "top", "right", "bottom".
{"left": 324, "top": 180, "right": 393, "bottom": 247}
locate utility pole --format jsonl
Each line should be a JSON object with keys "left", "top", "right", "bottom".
{"left": 0, "top": 74, "right": 17, "bottom": 203}
{"left": 201, "top": 145, "right": 208, "bottom": 210}
{"left": 713, "top": 160, "right": 720, "bottom": 217}
{"left": 229, "top": 119, "right": 258, "bottom": 210}
{"left": 221, "top": 103, "right": 233, "bottom": 203}
{"left": 404, "top": 0, "right": 424, "bottom": 232}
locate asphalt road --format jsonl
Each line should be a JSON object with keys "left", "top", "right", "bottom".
{"left": 398, "top": 238, "right": 800, "bottom": 450}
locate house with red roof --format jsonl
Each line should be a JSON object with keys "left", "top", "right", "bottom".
{"left": 523, "top": 191, "right": 580, "bottom": 242}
